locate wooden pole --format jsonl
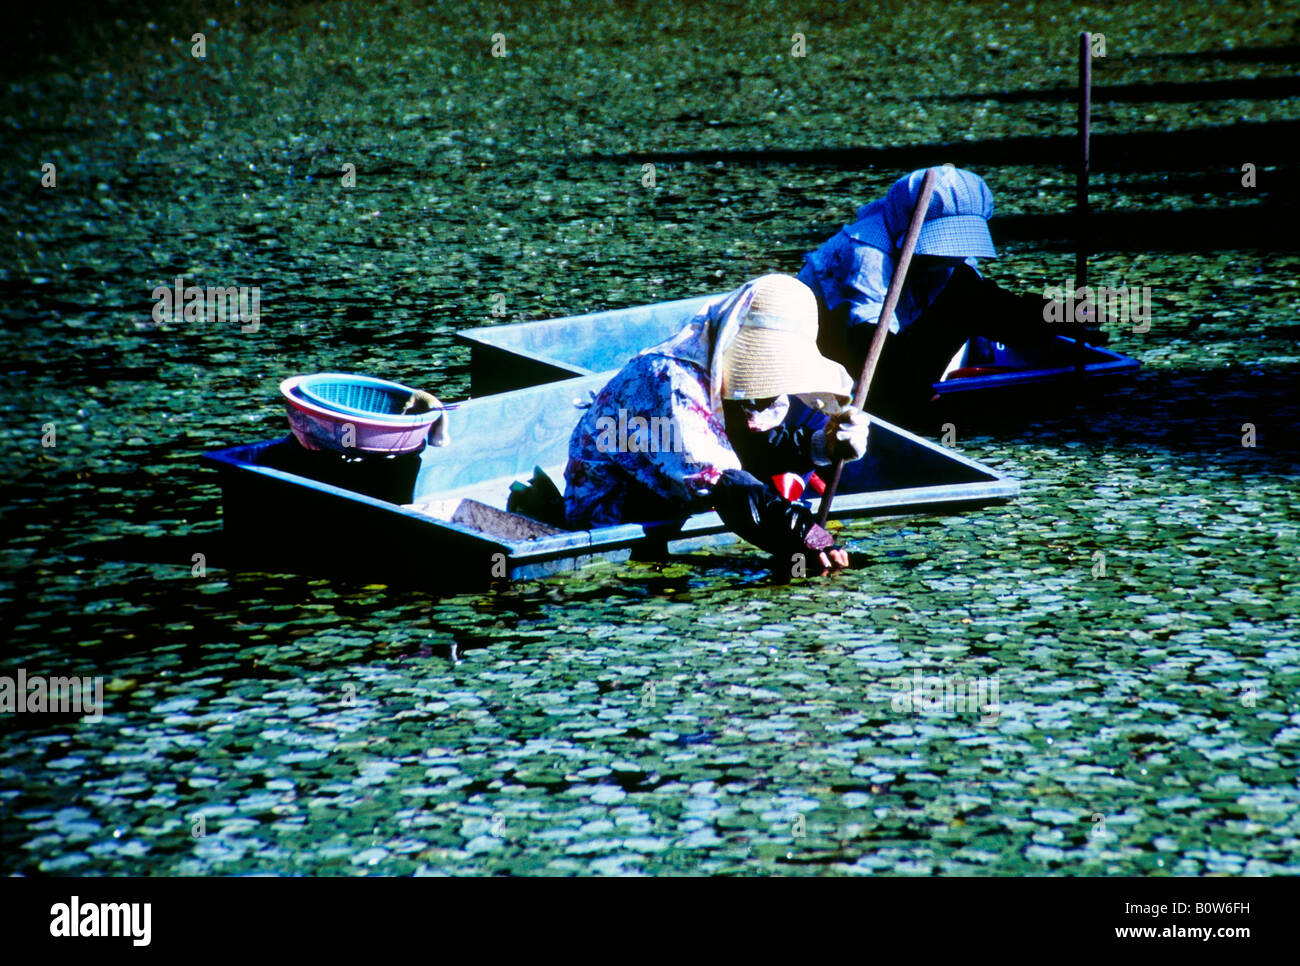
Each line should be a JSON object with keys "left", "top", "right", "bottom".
{"left": 817, "top": 167, "right": 939, "bottom": 528}
{"left": 1075, "top": 31, "right": 1091, "bottom": 374}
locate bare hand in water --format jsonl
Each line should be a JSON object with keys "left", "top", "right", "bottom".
{"left": 817, "top": 547, "right": 850, "bottom": 574}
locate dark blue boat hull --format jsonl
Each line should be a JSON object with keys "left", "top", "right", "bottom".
{"left": 204, "top": 375, "right": 1020, "bottom": 586}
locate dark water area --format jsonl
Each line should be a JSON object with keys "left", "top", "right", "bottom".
{"left": 1, "top": 1, "right": 1298, "bottom": 875}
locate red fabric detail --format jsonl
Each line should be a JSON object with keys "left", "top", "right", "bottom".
{"left": 771, "top": 473, "right": 805, "bottom": 500}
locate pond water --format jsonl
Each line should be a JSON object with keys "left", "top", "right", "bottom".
{"left": 2, "top": 0, "right": 1298, "bottom": 875}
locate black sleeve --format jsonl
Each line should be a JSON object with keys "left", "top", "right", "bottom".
{"left": 966, "top": 272, "right": 1099, "bottom": 345}
{"left": 723, "top": 404, "right": 829, "bottom": 481}
{"left": 711, "top": 468, "right": 835, "bottom": 559}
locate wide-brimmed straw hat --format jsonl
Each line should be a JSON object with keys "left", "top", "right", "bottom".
{"left": 720, "top": 274, "right": 853, "bottom": 406}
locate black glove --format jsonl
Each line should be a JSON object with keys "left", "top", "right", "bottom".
{"left": 711, "top": 468, "right": 849, "bottom": 575}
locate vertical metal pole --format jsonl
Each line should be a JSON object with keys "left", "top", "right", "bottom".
{"left": 1075, "top": 32, "right": 1091, "bottom": 374}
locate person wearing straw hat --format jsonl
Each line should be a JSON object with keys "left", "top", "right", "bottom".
{"left": 798, "top": 165, "right": 1091, "bottom": 419}
{"left": 563, "top": 273, "right": 870, "bottom": 575}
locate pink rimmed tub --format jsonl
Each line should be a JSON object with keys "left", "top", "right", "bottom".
{"left": 280, "top": 374, "right": 441, "bottom": 454}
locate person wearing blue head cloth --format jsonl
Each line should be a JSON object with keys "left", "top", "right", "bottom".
{"left": 798, "top": 165, "right": 1091, "bottom": 418}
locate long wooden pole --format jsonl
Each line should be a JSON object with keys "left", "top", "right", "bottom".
{"left": 1075, "top": 31, "right": 1091, "bottom": 374}
{"left": 817, "top": 166, "right": 938, "bottom": 527}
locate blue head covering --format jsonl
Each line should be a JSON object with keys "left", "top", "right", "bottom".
{"left": 846, "top": 166, "right": 997, "bottom": 259}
